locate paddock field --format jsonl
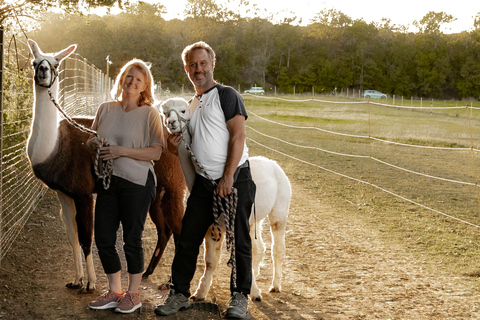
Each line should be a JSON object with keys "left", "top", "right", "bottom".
{"left": 1, "top": 95, "right": 480, "bottom": 319}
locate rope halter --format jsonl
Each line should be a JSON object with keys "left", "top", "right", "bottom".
{"left": 166, "top": 107, "right": 190, "bottom": 136}
{"left": 33, "top": 59, "right": 59, "bottom": 88}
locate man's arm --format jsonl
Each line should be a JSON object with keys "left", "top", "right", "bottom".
{"left": 217, "top": 114, "right": 246, "bottom": 198}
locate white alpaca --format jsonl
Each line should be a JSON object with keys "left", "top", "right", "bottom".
{"left": 162, "top": 98, "right": 291, "bottom": 301}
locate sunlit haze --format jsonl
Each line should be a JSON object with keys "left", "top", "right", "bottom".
{"left": 107, "top": 0, "right": 480, "bottom": 34}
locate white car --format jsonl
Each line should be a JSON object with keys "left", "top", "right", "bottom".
{"left": 245, "top": 87, "right": 265, "bottom": 94}
{"left": 362, "top": 90, "right": 387, "bottom": 99}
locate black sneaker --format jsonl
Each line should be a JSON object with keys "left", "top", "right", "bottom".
{"left": 154, "top": 289, "right": 191, "bottom": 316}
{"left": 225, "top": 292, "right": 248, "bottom": 319}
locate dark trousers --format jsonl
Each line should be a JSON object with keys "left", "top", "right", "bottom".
{"left": 171, "top": 166, "right": 256, "bottom": 297}
{"left": 94, "top": 171, "right": 156, "bottom": 274}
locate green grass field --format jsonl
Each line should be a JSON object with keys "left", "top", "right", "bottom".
{"left": 243, "top": 94, "right": 480, "bottom": 288}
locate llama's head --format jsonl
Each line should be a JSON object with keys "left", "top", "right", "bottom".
{"left": 161, "top": 98, "right": 190, "bottom": 134}
{"left": 28, "top": 40, "right": 77, "bottom": 88}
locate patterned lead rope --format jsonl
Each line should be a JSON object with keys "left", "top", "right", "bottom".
{"left": 47, "top": 89, "right": 113, "bottom": 189}
{"left": 177, "top": 122, "right": 239, "bottom": 289}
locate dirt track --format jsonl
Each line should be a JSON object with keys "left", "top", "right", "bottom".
{"left": 1, "top": 178, "right": 480, "bottom": 319}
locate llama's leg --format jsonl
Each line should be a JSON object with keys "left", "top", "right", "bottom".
{"left": 143, "top": 215, "right": 172, "bottom": 277}
{"left": 57, "top": 191, "right": 84, "bottom": 290}
{"left": 162, "top": 188, "right": 185, "bottom": 242}
{"left": 269, "top": 219, "right": 287, "bottom": 293}
{"left": 193, "top": 225, "right": 223, "bottom": 301}
{"left": 144, "top": 190, "right": 172, "bottom": 277}
{"left": 143, "top": 187, "right": 184, "bottom": 277}
{"left": 250, "top": 220, "right": 265, "bottom": 301}
{"left": 73, "top": 194, "right": 96, "bottom": 293}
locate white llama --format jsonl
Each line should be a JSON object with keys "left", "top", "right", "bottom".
{"left": 162, "top": 97, "right": 291, "bottom": 301}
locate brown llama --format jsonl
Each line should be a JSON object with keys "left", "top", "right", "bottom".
{"left": 26, "top": 40, "right": 185, "bottom": 292}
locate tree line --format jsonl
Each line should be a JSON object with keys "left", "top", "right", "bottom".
{"left": 15, "top": 1, "right": 480, "bottom": 99}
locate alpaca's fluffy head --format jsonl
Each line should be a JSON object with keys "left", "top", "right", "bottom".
{"left": 161, "top": 98, "right": 189, "bottom": 134}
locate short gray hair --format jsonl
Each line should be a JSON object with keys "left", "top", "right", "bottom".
{"left": 181, "top": 41, "right": 216, "bottom": 68}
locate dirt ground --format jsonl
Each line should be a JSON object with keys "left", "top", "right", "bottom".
{"left": 1, "top": 179, "right": 480, "bottom": 320}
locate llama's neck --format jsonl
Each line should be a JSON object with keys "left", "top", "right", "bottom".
{"left": 179, "top": 127, "right": 196, "bottom": 192}
{"left": 27, "top": 85, "right": 60, "bottom": 165}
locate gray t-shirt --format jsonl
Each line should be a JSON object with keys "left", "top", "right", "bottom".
{"left": 92, "top": 101, "right": 164, "bottom": 186}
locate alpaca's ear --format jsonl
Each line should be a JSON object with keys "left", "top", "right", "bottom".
{"left": 28, "top": 39, "right": 42, "bottom": 58}
{"left": 54, "top": 44, "right": 77, "bottom": 63}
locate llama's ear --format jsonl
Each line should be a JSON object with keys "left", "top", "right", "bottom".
{"left": 28, "top": 39, "right": 42, "bottom": 58}
{"left": 54, "top": 44, "right": 77, "bottom": 63}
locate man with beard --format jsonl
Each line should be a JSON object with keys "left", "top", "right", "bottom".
{"left": 155, "top": 41, "right": 256, "bottom": 319}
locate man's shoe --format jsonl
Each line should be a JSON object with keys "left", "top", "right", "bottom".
{"left": 115, "top": 291, "right": 142, "bottom": 314}
{"left": 88, "top": 290, "right": 124, "bottom": 310}
{"left": 154, "top": 289, "right": 191, "bottom": 316}
{"left": 225, "top": 292, "right": 249, "bottom": 319}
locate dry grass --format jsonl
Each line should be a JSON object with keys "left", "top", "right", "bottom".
{"left": 244, "top": 95, "right": 480, "bottom": 288}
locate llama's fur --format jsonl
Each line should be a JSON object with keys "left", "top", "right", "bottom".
{"left": 27, "top": 40, "right": 185, "bottom": 291}
{"left": 162, "top": 98, "right": 291, "bottom": 301}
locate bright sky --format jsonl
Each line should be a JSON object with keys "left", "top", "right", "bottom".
{"left": 156, "top": 0, "right": 479, "bottom": 33}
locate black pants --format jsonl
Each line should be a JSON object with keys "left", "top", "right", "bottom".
{"left": 94, "top": 171, "right": 156, "bottom": 274}
{"left": 171, "top": 166, "right": 256, "bottom": 297}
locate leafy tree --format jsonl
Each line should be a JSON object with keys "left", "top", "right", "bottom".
{"left": 454, "top": 30, "right": 480, "bottom": 98}
{"left": 311, "top": 9, "right": 352, "bottom": 28}
{"left": 0, "top": 0, "right": 121, "bottom": 25}
{"left": 414, "top": 11, "right": 456, "bottom": 34}
{"left": 20, "top": 2, "right": 480, "bottom": 100}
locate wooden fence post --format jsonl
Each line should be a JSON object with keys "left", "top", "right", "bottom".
{"left": 0, "top": 25, "right": 4, "bottom": 264}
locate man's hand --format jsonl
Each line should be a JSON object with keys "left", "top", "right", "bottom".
{"left": 216, "top": 175, "right": 234, "bottom": 198}
{"left": 167, "top": 133, "right": 183, "bottom": 155}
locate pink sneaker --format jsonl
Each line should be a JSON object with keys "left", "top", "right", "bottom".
{"left": 115, "top": 291, "right": 142, "bottom": 314}
{"left": 88, "top": 290, "right": 124, "bottom": 310}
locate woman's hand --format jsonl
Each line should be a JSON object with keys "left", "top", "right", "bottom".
{"left": 86, "top": 136, "right": 104, "bottom": 151}
{"left": 99, "top": 145, "right": 122, "bottom": 160}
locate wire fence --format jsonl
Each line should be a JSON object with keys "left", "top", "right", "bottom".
{"left": 0, "top": 35, "right": 110, "bottom": 263}
{"left": 243, "top": 93, "right": 480, "bottom": 230}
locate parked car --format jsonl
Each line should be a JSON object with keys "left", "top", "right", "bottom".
{"left": 362, "top": 90, "right": 387, "bottom": 99}
{"left": 245, "top": 86, "right": 265, "bottom": 94}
